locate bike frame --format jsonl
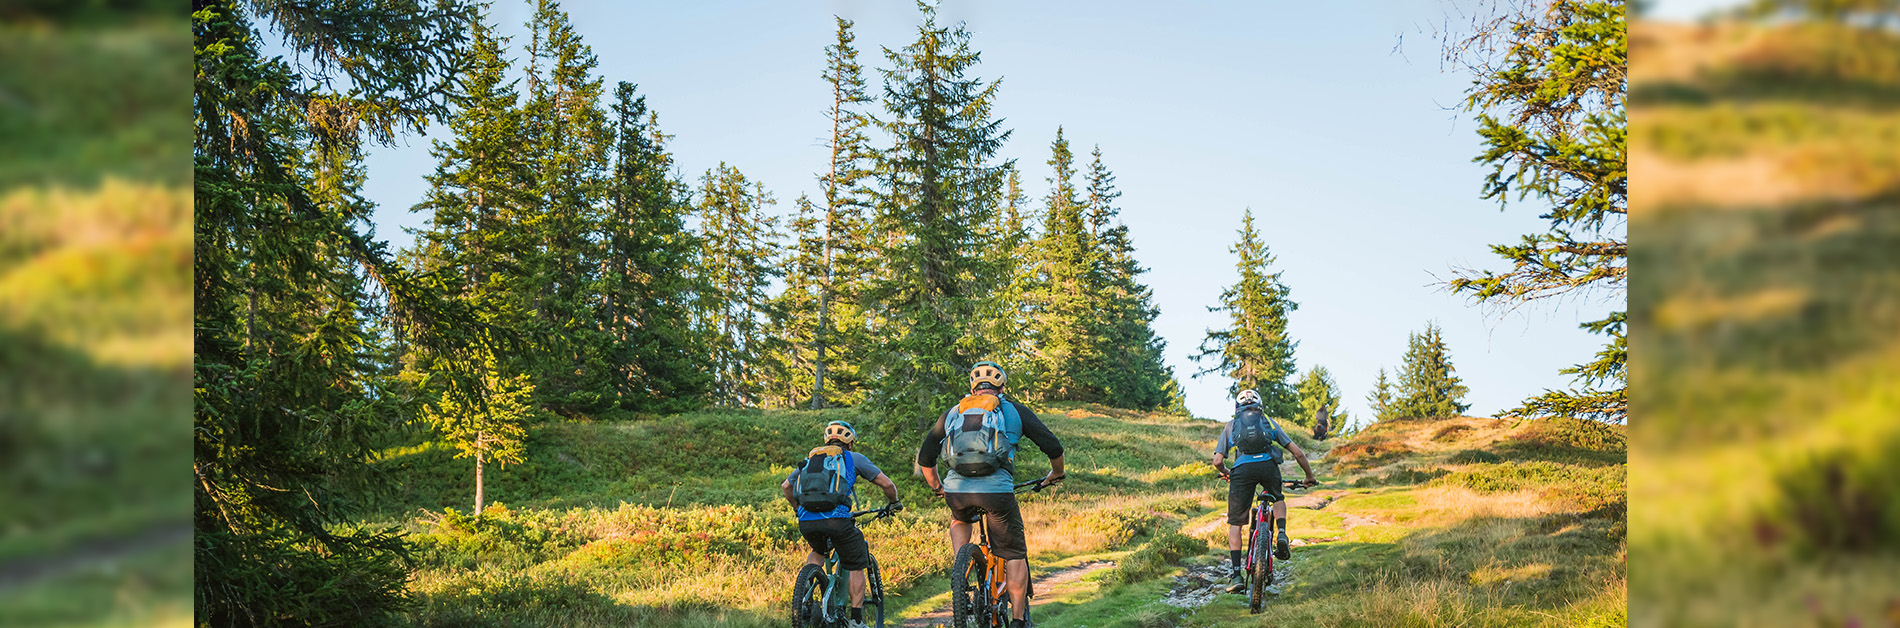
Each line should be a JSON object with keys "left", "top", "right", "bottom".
{"left": 812, "top": 506, "right": 895, "bottom": 626}
{"left": 961, "top": 479, "right": 1047, "bottom": 627}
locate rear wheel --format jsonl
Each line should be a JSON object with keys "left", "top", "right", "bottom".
{"left": 793, "top": 563, "right": 826, "bottom": 627}
{"left": 1248, "top": 520, "right": 1272, "bottom": 614}
{"left": 865, "top": 556, "right": 886, "bottom": 628}
{"left": 950, "top": 544, "right": 985, "bottom": 628}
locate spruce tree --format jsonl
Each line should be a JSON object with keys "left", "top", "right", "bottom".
{"left": 520, "top": 0, "right": 614, "bottom": 415}
{"left": 1393, "top": 322, "right": 1471, "bottom": 419}
{"left": 422, "top": 343, "right": 533, "bottom": 516}
{"left": 1024, "top": 127, "right": 1101, "bottom": 403}
{"left": 867, "top": 1, "right": 1012, "bottom": 431}
{"left": 193, "top": 0, "right": 474, "bottom": 620}
{"left": 694, "top": 164, "right": 783, "bottom": 407}
{"left": 763, "top": 195, "right": 825, "bottom": 408}
{"left": 811, "top": 16, "right": 878, "bottom": 409}
{"left": 1368, "top": 367, "right": 1397, "bottom": 421}
{"left": 1083, "top": 145, "right": 1179, "bottom": 410}
{"left": 1443, "top": 1, "right": 1625, "bottom": 422}
{"left": 601, "top": 83, "right": 711, "bottom": 412}
{"left": 1192, "top": 208, "right": 1300, "bottom": 420}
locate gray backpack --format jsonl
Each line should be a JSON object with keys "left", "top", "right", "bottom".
{"left": 795, "top": 447, "right": 853, "bottom": 512}
{"left": 941, "top": 394, "right": 1017, "bottom": 477}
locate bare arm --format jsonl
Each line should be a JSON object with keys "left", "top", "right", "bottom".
{"left": 919, "top": 461, "right": 943, "bottom": 496}
{"left": 1286, "top": 442, "right": 1317, "bottom": 483}
{"left": 871, "top": 473, "right": 900, "bottom": 503}
{"left": 781, "top": 477, "right": 798, "bottom": 508}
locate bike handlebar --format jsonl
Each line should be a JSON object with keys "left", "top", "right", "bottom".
{"left": 851, "top": 503, "right": 903, "bottom": 520}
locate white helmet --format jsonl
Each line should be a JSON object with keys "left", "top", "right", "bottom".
{"left": 1236, "top": 389, "right": 1261, "bottom": 406}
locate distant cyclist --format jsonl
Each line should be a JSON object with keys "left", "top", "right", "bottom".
{"left": 917, "top": 361, "right": 1065, "bottom": 628}
{"left": 782, "top": 421, "right": 902, "bottom": 628}
{"left": 1212, "top": 389, "right": 1317, "bottom": 594}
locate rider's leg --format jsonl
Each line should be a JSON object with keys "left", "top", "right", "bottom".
{"left": 1273, "top": 500, "right": 1288, "bottom": 528}
{"left": 848, "top": 568, "right": 865, "bottom": 608}
{"left": 949, "top": 518, "right": 973, "bottom": 551}
{"left": 806, "top": 551, "right": 826, "bottom": 566}
{"left": 1005, "top": 558, "right": 1029, "bottom": 620}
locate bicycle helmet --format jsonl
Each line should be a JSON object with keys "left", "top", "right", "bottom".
{"left": 1236, "top": 389, "right": 1262, "bottom": 407}
{"left": 969, "top": 361, "right": 1007, "bottom": 391}
{"left": 823, "top": 420, "right": 857, "bottom": 446}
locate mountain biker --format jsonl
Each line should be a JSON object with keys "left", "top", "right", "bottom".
{"left": 917, "top": 361, "right": 1065, "bottom": 628}
{"left": 1212, "top": 389, "right": 1317, "bottom": 594}
{"left": 782, "top": 420, "right": 902, "bottom": 628}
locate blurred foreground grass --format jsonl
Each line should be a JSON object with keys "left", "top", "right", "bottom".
{"left": 0, "top": 13, "right": 189, "bottom": 628}
{"left": 1631, "top": 18, "right": 1900, "bottom": 628}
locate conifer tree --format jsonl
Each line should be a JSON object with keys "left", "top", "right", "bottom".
{"left": 193, "top": 0, "right": 474, "bottom": 620}
{"left": 1192, "top": 208, "right": 1300, "bottom": 420}
{"left": 694, "top": 164, "right": 783, "bottom": 407}
{"left": 1024, "top": 127, "right": 1102, "bottom": 403}
{"left": 520, "top": 0, "right": 614, "bottom": 415}
{"left": 1368, "top": 367, "right": 1397, "bottom": 421}
{"left": 601, "top": 83, "right": 711, "bottom": 412}
{"left": 423, "top": 343, "right": 534, "bottom": 516}
{"left": 1083, "top": 145, "right": 1179, "bottom": 410}
{"left": 980, "top": 164, "right": 1036, "bottom": 387}
{"left": 811, "top": 16, "right": 878, "bottom": 409}
{"left": 1295, "top": 365, "right": 1350, "bottom": 434}
{"left": 867, "top": 1, "right": 1011, "bottom": 430}
{"left": 763, "top": 195, "right": 825, "bottom": 408}
{"left": 1393, "top": 322, "right": 1471, "bottom": 419}
{"left": 1443, "top": 0, "right": 1625, "bottom": 423}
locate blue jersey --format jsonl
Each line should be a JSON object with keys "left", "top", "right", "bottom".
{"left": 786, "top": 451, "right": 883, "bottom": 521}
{"left": 1218, "top": 409, "right": 1294, "bottom": 468}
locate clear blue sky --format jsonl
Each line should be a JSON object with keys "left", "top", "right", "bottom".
{"left": 358, "top": 0, "right": 1621, "bottom": 423}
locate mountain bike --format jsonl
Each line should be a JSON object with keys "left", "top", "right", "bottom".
{"left": 949, "top": 478, "right": 1052, "bottom": 628}
{"left": 793, "top": 503, "right": 901, "bottom": 628}
{"left": 1225, "top": 474, "right": 1315, "bottom": 614}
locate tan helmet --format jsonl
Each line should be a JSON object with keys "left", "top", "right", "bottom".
{"left": 823, "top": 420, "right": 857, "bottom": 446}
{"left": 969, "top": 361, "right": 1007, "bottom": 392}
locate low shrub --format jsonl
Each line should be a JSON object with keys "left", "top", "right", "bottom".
{"left": 1103, "top": 530, "right": 1202, "bottom": 586}
{"left": 1448, "top": 449, "right": 1503, "bottom": 465}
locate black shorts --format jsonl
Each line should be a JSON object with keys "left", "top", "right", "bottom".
{"left": 798, "top": 518, "right": 872, "bottom": 571}
{"left": 1226, "top": 461, "right": 1285, "bottom": 525}
{"left": 944, "top": 492, "right": 1027, "bottom": 561}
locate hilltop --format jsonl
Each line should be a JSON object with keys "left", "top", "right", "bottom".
{"left": 362, "top": 403, "right": 1623, "bottom": 627}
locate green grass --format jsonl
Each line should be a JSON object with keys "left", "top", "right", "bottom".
{"left": 0, "top": 20, "right": 189, "bottom": 190}
{"left": 1632, "top": 17, "right": 1900, "bottom": 627}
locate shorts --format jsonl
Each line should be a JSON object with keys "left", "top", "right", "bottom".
{"left": 798, "top": 518, "right": 871, "bottom": 571}
{"left": 944, "top": 491, "right": 1027, "bottom": 561}
{"left": 1226, "top": 461, "right": 1285, "bottom": 525}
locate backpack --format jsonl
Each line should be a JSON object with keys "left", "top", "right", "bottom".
{"left": 941, "top": 394, "right": 1017, "bottom": 477}
{"left": 794, "top": 446, "right": 854, "bottom": 512}
{"left": 1232, "top": 406, "right": 1277, "bottom": 455}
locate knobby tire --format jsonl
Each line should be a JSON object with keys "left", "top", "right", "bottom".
{"left": 866, "top": 556, "right": 886, "bottom": 628}
{"left": 1248, "top": 520, "right": 1271, "bottom": 614}
{"left": 950, "top": 544, "right": 985, "bottom": 628}
{"left": 793, "top": 563, "right": 826, "bottom": 628}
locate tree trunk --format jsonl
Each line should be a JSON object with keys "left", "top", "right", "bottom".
{"left": 475, "top": 451, "right": 485, "bottom": 517}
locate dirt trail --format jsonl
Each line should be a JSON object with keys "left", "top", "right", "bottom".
{"left": 0, "top": 520, "right": 190, "bottom": 594}
{"left": 901, "top": 561, "right": 1116, "bottom": 628}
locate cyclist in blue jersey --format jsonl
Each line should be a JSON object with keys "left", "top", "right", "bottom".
{"left": 782, "top": 421, "right": 901, "bottom": 628}
{"left": 1213, "top": 389, "right": 1316, "bottom": 594}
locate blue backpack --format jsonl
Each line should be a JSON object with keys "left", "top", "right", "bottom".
{"left": 941, "top": 394, "right": 1018, "bottom": 477}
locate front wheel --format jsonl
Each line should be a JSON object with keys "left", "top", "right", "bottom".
{"left": 949, "top": 544, "right": 985, "bottom": 628}
{"left": 793, "top": 563, "right": 826, "bottom": 627}
{"left": 865, "top": 556, "right": 887, "bottom": 628}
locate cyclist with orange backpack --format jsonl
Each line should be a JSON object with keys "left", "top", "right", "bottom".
{"left": 782, "top": 421, "right": 901, "bottom": 628}
{"left": 917, "top": 362, "right": 1065, "bottom": 628}
{"left": 1213, "top": 389, "right": 1316, "bottom": 594}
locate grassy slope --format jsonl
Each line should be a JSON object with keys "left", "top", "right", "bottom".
{"left": 1631, "top": 20, "right": 1900, "bottom": 627}
{"left": 375, "top": 405, "right": 1624, "bottom": 628}
{"left": 0, "top": 18, "right": 191, "bottom": 628}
